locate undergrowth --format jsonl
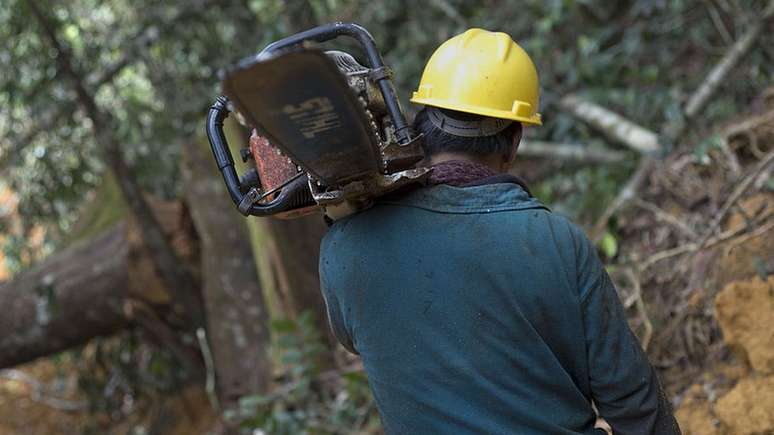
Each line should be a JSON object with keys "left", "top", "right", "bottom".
{"left": 229, "top": 312, "right": 380, "bottom": 435}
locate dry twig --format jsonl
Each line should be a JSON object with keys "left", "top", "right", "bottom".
{"left": 642, "top": 217, "right": 774, "bottom": 270}
{"left": 723, "top": 108, "right": 774, "bottom": 139}
{"left": 519, "top": 140, "right": 627, "bottom": 164}
{"left": 590, "top": 157, "right": 656, "bottom": 243}
{"left": 697, "top": 148, "right": 774, "bottom": 248}
{"left": 721, "top": 218, "right": 774, "bottom": 255}
{"left": 623, "top": 268, "right": 653, "bottom": 350}
{"left": 428, "top": 0, "right": 468, "bottom": 27}
{"left": 633, "top": 199, "right": 697, "bottom": 239}
{"left": 558, "top": 95, "right": 662, "bottom": 154}
{"left": 684, "top": 2, "right": 774, "bottom": 119}
{"left": 0, "top": 369, "right": 87, "bottom": 412}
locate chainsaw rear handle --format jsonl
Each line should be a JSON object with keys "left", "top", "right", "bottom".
{"left": 257, "top": 22, "right": 414, "bottom": 144}
{"left": 206, "top": 96, "right": 312, "bottom": 217}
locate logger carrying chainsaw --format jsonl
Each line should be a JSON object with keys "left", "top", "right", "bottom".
{"left": 206, "top": 22, "right": 428, "bottom": 220}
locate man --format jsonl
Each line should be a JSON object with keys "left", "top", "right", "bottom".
{"left": 319, "top": 29, "right": 680, "bottom": 434}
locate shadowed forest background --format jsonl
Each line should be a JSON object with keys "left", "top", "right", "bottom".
{"left": 1, "top": 0, "right": 773, "bottom": 433}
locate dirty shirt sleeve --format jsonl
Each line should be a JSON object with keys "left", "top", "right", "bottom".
{"left": 571, "top": 225, "right": 681, "bottom": 435}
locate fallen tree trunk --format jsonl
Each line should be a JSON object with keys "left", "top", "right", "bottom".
{"left": 0, "top": 193, "right": 198, "bottom": 369}
{"left": 0, "top": 224, "right": 131, "bottom": 368}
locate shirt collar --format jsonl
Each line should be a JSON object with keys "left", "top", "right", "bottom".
{"left": 378, "top": 181, "right": 548, "bottom": 215}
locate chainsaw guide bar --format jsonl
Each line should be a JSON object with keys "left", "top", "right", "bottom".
{"left": 206, "top": 22, "right": 426, "bottom": 219}
{"left": 223, "top": 49, "right": 382, "bottom": 188}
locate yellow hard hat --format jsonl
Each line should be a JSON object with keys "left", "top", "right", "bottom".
{"left": 411, "top": 28, "right": 541, "bottom": 126}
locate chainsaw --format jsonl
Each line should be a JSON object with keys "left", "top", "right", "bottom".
{"left": 206, "top": 22, "right": 428, "bottom": 220}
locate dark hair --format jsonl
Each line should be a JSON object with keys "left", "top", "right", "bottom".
{"left": 412, "top": 108, "right": 522, "bottom": 157}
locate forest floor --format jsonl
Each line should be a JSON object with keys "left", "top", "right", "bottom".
{"left": 0, "top": 353, "right": 216, "bottom": 434}
{"left": 615, "top": 94, "right": 774, "bottom": 434}
{"left": 675, "top": 274, "right": 774, "bottom": 434}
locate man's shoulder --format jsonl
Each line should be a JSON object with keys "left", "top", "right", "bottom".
{"left": 376, "top": 183, "right": 548, "bottom": 215}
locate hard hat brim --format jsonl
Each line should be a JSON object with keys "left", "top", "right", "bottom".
{"left": 410, "top": 96, "right": 542, "bottom": 126}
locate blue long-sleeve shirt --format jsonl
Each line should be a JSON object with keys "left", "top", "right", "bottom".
{"left": 319, "top": 181, "right": 679, "bottom": 434}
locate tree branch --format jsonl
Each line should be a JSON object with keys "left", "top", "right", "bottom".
{"left": 590, "top": 156, "right": 656, "bottom": 242}
{"left": 429, "top": 0, "right": 467, "bottom": 27}
{"left": 519, "top": 140, "right": 628, "bottom": 164}
{"left": 5, "top": 6, "right": 200, "bottom": 170}
{"left": 26, "top": 1, "right": 204, "bottom": 327}
{"left": 684, "top": 2, "right": 774, "bottom": 119}
{"left": 558, "top": 95, "right": 662, "bottom": 154}
{"left": 697, "top": 148, "right": 774, "bottom": 248}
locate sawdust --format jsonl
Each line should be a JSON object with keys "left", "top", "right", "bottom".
{"left": 715, "top": 276, "right": 774, "bottom": 374}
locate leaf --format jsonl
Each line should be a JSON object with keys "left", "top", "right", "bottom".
{"left": 271, "top": 318, "right": 298, "bottom": 333}
{"left": 599, "top": 231, "right": 618, "bottom": 259}
{"left": 342, "top": 370, "right": 367, "bottom": 384}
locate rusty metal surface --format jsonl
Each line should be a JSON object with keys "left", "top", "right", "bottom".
{"left": 250, "top": 131, "right": 299, "bottom": 195}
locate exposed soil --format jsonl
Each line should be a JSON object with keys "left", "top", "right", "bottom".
{"left": 619, "top": 100, "right": 774, "bottom": 434}
{"left": 716, "top": 375, "right": 774, "bottom": 435}
{"left": 676, "top": 384, "right": 724, "bottom": 435}
{"left": 675, "top": 276, "right": 774, "bottom": 434}
{"left": 715, "top": 276, "right": 774, "bottom": 374}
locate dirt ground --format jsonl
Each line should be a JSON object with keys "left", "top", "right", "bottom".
{"left": 0, "top": 356, "right": 216, "bottom": 435}
{"left": 619, "top": 97, "right": 774, "bottom": 434}
{"left": 675, "top": 275, "right": 774, "bottom": 434}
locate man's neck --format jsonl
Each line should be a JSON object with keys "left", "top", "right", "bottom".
{"left": 428, "top": 152, "right": 505, "bottom": 173}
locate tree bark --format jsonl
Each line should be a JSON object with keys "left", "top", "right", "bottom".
{"left": 262, "top": 217, "right": 328, "bottom": 331}
{"left": 0, "top": 225, "right": 130, "bottom": 368}
{"left": 0, "top": 192, "right": 199, "bottom": 369}
{"left": 183, "top": 139, "right": 271, "bottom": 410}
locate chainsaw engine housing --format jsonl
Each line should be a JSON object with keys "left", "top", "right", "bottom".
{"left": 206, "top": 23, "right": 427, "bottom": 219}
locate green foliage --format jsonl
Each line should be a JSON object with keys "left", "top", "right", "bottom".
{"left": 228, "top": 311, "right": 379, "bottom": 434}
{"left": 693, "top": 133, "right": 725, "bottom": 166}
{"left": 3, "top": 0, "right": 772, "bottom": 266}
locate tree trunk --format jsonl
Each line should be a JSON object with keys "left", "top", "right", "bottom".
{"left": 183, "top": 138, "right": 272, "bottom": 410}
{"left": 220, "top": 117, "right": 332, "bottom": 342}
{"left": 0, "top": 225, "right": 130, "bottom": 368}
{"left": 0, "top": 193, "right": 199, "bottom": 369}
{"left": 262, "top": 217, "right": 328, "bottom": 333}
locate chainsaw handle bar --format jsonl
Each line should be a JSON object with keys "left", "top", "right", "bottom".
{"left": 259, "top": 22, "right": 414, "bottom": 144}
{"left": 206, "top": 96, "right": 312, "bottom": 216}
